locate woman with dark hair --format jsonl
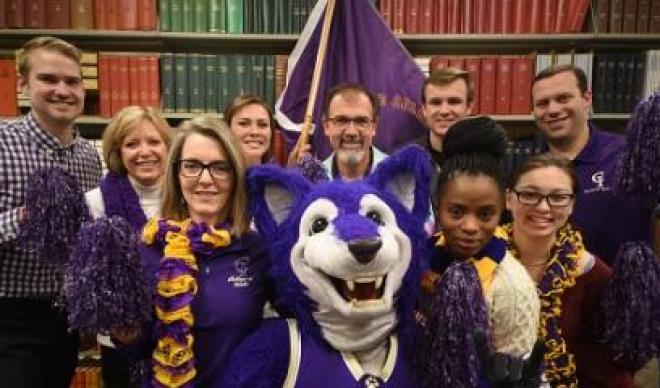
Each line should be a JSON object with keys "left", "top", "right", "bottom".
{"left": 224, "top": 94, "right": 275, "bottom": 166}
{"left": 417, "top": 117, "right": 542, "bottom": 388}
{"left": 504, "top": 152, "right": 639, "bottom": 387}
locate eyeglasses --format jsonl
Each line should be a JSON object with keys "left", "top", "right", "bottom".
{"left": 327, "top": 115, "right": 373, "bottom": 129}
{"left": 178, "top": 159, "right": 233, "bottom": 180}
{"left": 512, "top": 189, "right": 574, "bottom": 208}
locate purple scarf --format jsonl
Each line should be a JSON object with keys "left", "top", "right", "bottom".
{"left": 100, "top": 172, "right": 148, "bottom": 231}
{"left": 99, "top": 172, "right": 161, "bottom": 283}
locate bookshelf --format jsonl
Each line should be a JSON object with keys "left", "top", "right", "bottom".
{"left": 3, "top": 30, "right": 660, "bottom": 54}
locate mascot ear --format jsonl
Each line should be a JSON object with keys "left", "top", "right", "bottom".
{"left": 366, "top": 145, "right": 432, "bottom": 220}
{"left": 247, "top": 165, "right": 311, "bottom": 236}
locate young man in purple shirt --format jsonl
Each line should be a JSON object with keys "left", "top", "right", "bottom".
{"left": 531, "top": 64, "right": 652, "bottom": 266}
{"left": 531, "top": 64, "right": 657, "bottom": 387}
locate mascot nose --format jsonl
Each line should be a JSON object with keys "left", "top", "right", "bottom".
{"left": 348, "top": 238, "right": 382, "bottom": 264}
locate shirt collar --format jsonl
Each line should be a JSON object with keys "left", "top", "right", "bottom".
{"left": 24, "top": 111, "right": 80, "bottom": 151}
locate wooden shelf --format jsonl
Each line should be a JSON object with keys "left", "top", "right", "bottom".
{"left": 2, "top": 30, "right": 660, "bottom": 55}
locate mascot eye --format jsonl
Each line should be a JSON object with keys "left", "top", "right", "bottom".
{"left": 310, "top": 217, "right": 329, "bottom": 235}
{"left": 366, "top": 210, "right": 383, "bottom": 225}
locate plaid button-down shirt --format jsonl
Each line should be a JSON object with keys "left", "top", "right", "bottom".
{"left": 0, "top": 112, "right": 102, "bottom": 298}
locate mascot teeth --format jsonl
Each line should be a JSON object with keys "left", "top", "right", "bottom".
{"left": 338, "top": 276, "right": 386, "bottom": 302}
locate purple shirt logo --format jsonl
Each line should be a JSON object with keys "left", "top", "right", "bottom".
{"left": 585, "top": 170, "right": 611, "bottom": 193}
{"left": 228, "top": 256, "right": 253, "bottom": 288}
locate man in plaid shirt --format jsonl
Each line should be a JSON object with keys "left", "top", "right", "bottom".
{"left": 0, "top": 37, "right": 102, "bottom": 388}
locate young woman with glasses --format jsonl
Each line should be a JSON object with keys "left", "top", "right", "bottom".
{"left": 115, "top": 116, "right": 273, "bottom": 387}
{"left": 504, "top": 152, "right": 634, "bottom": 387}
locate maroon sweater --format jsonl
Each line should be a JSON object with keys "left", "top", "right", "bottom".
{"left": 559, "top": 257, "right": 634, "bottom": 388}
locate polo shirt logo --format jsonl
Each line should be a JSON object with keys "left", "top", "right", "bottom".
{"left": 227, "top": 256, "right": 253, "bottom": 288}
{"left": 584, "top": 170, "right": 611, "bottom": 193}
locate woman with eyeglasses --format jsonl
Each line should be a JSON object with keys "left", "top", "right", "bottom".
{"left": 224, "top": 95, "right": 275, "bottom": 167}
{"left": 115, "top": 116, "right": 272, "bottom": 387}
{"left": 417, "top": 117, "right": 542, "bottom": 387}
{"left": 504, "top": 152, "right": 634, "bottom": 387}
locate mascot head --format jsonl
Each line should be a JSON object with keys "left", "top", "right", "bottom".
{"left": 248, "top": 146, "right": 431, "bottom": 352}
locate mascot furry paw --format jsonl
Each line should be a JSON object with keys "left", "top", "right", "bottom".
{"left": 217, "top": 146, "right": 432, "bottom": 387}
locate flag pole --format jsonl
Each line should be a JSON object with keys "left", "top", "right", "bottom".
{"left": 294, "top": 0, "right": 337, "bottom": 155}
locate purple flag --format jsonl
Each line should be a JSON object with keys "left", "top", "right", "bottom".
{"left": 275, "top": 0, "right": 427, "bottom": 159}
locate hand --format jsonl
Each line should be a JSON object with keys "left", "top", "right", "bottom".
{"left": 18, "top": 206, "right": 26, "bottom": 223}
{"left": 287, "top": 143, "right": 312, "bottom": 167}
{"left": 474, "top": 330, "right": 546, "bottom": 388}
{"left": 110, "top": 326, "right": 140, "bottom": 344}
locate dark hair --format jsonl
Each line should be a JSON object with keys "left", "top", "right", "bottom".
{"left": 509, "top": 152, "right": 579, "bottom": 194}
{"left": 533, "top": 64, "right": 589, "bottom": 95}
{"left": 422, "top": 67, "right": 473, "bottom": 104}
{"left": 435, "top": 116, "right": 508, "bottom": 202}
{"left": 223, "top": 94, "right": 275, "bottom": 163}
{"left": 323, "top": 83, "right": 380, "bottom": 119}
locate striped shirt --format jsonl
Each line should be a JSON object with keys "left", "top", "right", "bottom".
{"left": 0, "top": 112, "right": 102, "bottom": 298}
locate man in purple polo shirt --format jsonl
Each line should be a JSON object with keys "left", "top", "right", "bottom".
{"left": 532, "top": 63, "right": 658, "bottom": 388}
{"left": 531, "top": 64, "right": 652, "bottom": 266}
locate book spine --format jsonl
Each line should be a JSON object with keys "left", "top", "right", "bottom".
{"left": 46, "top": 0, "right": 71, "bottom": 28}
{"left": 138, "top": 0, "right": 156, "bottom": 30}
{"left": 7, "top": 0, "right": 25, "bottom": 28}
{"left": 194, "top": 0, "right": 208, "bottom": 32}
{"left": 25, "top": 0, "right": 46, "bottom": 28}
{"left": 159, "top": 0, "right": 170, "bottom": 31}
{"left": 0, "top": 59, "right": 18, "bottom": 117}
{"left": 480, "top": 57, "right": 497, "bottom": 114}
{"left": 495, "top": 56, "right": 513, "bottom": 115}
{"left": 99, "top": 54, "right": 111, "bottom": 117}
{"left": 117, "top": 0, "right": 138, "bottom": 30}
{"left": 129, "top": 56, "right": 140, "bottom": 106}
{"left": 160, "top": 53, "right": 175, "bottom": 113}
{"left": 465, "top": 57, "right": 481, "bottom": 114}
{"left": 170, "top": 0, "right": 182, "bottom": 31}
{"left": 205, "top": 55, "right": 218, "bottom": 113}
{"left": 227, "top": 0, "right": 244, "bottom": 33}
{"left": 510, "top": 56, "right": 533, "bottom": 114}
{"left": 174, "top": 53, "right": 188, "bottom": 112}
{"left": 209, "top": 0, "right": 226, "bottom": 32}
{"left": 622, "top": 0, "right": 639, "bottom": 33}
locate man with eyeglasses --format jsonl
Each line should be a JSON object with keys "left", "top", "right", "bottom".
{"left": 319, "top": 83, "right": 387, "bottom": 181}
{"left": 531, "top": 64, "right": 652, "bottom": 267}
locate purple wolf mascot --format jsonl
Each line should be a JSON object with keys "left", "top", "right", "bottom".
{"left": 217, "top": 146, "right": 432, "bottom": 387}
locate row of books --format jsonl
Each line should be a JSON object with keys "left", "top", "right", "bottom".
{"left": 98, "top": 54, "right": 160, "bottom": 117}
{"left": 160, "top": 53, "right": 278, "bottom": 115}
{"left": 593, "top": 51, "right": 659, "bottom": 113}
{"left": 421, "top": 55, "right": 535, "bottom": 115}
{"left": 420, "top": 50, "right": 660, "bottom": 115}
{"left": 2, "top": 52, "right": 657, "bottom": 118}
{"left": 0, "top": 0, "right": 157, "bottom": 30}
{"left": 378, "top": 0, "right": 592, "bottom": 34}
{"left": 160, "top": 0, "right": 318, "bottom": 33}
{"left": 596, "top": 0, "right": 660, "bottom": 33}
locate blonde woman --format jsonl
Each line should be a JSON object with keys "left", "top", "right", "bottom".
{"left": 139, "top": 116, "right": 272, "bottom": 386}
{"left": 84, "top": 105, "right": 173, "bottom": 388}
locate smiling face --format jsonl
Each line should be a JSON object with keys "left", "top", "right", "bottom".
{"left": 506, "top": 166, "right": 574, "bottom": 239}
{"left": 179, "top": 133, "right": 234, "bottom": 226}
{"left": 20, "top": 49, "right": 84, "bottom": 133}
{"left": 290, "top": 193, "right": 411, "bottom": 322}
{"left": 422, "top": 79, "right": 472, "bottom": 143}
{"left": 229, "top": 103, "right": 272, "bottom": 166}
{"left": 323, "top": 92, "right": 377, "bottom": 169}
{"left": 120, "top": 119, "right": 168, "bottom": 186}
{"left": 532, "top": 70, "right": 591, "bottom": 148}
{"left": 437, "top": 174, "right": 503, "bottom": 259}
